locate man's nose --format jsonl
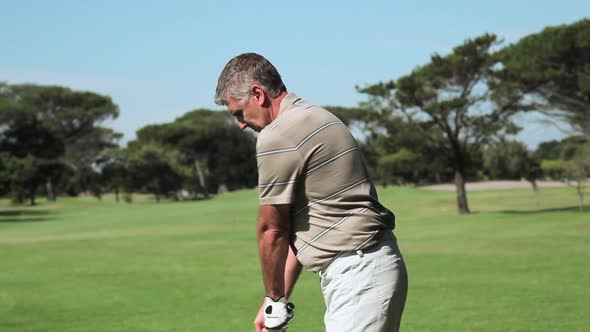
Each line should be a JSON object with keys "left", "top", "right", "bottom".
{"left": 238, "top": 122, "right": 248, "bottom": 130}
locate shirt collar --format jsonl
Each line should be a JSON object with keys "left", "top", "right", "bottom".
{"left": 278, "top": 93, "right": 301, "bottom": 115}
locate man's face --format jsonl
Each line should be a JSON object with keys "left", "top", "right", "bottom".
{"left": 226, "top": 94, "right": 269, "bottom": 132}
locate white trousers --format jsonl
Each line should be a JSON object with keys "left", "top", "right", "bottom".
{"left": 319, "top": 231, "right": 408, "bottom": 332}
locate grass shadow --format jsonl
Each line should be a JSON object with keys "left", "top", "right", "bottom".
{"left": 499, "top": 206, "right": 590, "bottom": 214}
{"left": 0, "top": 209, "right": 57, "bottom": 222}
{"left": 176, "top": 196, "right": 215, "bottom": 203}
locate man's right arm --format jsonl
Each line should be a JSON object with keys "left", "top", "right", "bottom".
{"left": 254, "top": 246, "right": 302, "bottom": 332}
{"left": 257, "top": 204, "right": 291, "bottom": 300}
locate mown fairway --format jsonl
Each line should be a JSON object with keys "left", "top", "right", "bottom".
{"left": 1, "top": 186, "right": 589, "bottom": 332}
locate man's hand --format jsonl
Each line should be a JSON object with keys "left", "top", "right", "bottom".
{"left": 263, "top": 296, "right": 295, "bottom": 331}
{"left": 254, "top": 301, "right": 268, "bottom": 332}
{"left": 254, "top": 297, "right": 295, "bottom": 332}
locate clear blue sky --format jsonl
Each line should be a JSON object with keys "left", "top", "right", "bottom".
{"left": 1, "top": 0, "right": 587, "bottom": 147}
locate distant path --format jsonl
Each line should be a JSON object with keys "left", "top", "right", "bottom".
{"left": 420, "top": 180, "right": 566, "bottom": 191}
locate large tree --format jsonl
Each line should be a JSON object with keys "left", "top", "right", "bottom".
{"left": 135, "top": 109, "right": 257, "bottom": 196}
{"left": 125, "top": 142, "right": 188, "bottom": 202}
{"left": 0, "top": 153, "right": 39, "bottom": 204}
{"left": 499, "top": 19, "right": 590, "bottom": 137}
{"left": 0, "top": 83, "right": 120, "bottom": 203}
{"left": 360, "top": 34, "right": 531, "bottom": 214}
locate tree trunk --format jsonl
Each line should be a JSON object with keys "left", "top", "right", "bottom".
{"left": 194, "top": 160, "right": 209, "bottom": 199}
{"left": 14, "top": 191, "right": 24, "bottom": 205}
{"left": 576, "top": 184, "right": 585, "bottom": 211}
{"left": 529, "top": 179, "right": 540, "bottom": 194}
{"left": 154, "top": 188, "right": 160, "bottom": 203}
{"left": 449, "top": 136, "right": 470, "bottom": 215}
{"left": 115, "top": 188, "right": 120, "bottom": 203}
{"left": 454, "top": 170, "right": 470, "bottom": 214}
{"left": 46, "top": 177, "right": 55, "bottom": 201}
{"left": 528, "top": 179, "right": 542, "bottom": 206}
{"left": 29, "top": 187, "right": 36, "bottom": 206}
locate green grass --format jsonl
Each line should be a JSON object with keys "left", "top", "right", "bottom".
{"left": 0, "top": 187, "right": 588, "bottom": 332}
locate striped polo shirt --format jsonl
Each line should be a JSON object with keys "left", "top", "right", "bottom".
{"left": 256, "top": 93, "right": 395, "bottom": 272}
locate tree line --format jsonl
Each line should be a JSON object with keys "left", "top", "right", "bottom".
{"left": 0, "top": 85, "right": 257, "bottom": 204}
{"left": 1, "top": 19, "right": 588, "bottom": 213}
{"left": 357, "top": 18, "right": 589, "bottom": 213}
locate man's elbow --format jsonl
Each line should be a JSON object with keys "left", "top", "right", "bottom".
{"left": 257, "top": 220, "right": 290, "bottom": 241}
{"left": 257, "top": 204, "right": 292, "bottom": 242}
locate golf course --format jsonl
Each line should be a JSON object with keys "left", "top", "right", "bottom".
{"left": 1, "top": 186, "right": 588, "bottom": 332}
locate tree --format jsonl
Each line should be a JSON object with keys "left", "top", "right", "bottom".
{"left": 135, "top": 109, "right": 257, "bottom": 196}
{"left": 77, "top": 166, "right": 105, "bottom": 200}
{"left": 535, "top": 135, "right": 588, "bottom": 163}
{"left": 99, "top": 157, "right": 129, "bottom": 203}
{"left": 499, "top": 19, "right": 590, "bottom": 137}
{"left": 541, "top": 142, "right": 590, "bottom": 210}
{"left": 564, "top": 161, "right": 589, "bottom": 211}
{"left": 377, "top": 149, "right": 424, "bottom": 185}
{"left": 483, "top": 139, "right": 542, "bottom": 193}
{"left": 563, "top": 143, "right": 590, "bottom": 210}
{"left": 0, "top": 83, "right": 120, "bottom": 204}
{"left": 360, "top": 34, "right": 530, "bottom": 214}
{"left": 125, "top": 142, "right": 189, "bottom": 202}
{"left": 0, "top": 154, "right": 39, "bottom": 205}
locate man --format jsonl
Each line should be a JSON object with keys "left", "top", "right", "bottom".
{"left": 214, "top": 53, "right": 408, "bottom": 332}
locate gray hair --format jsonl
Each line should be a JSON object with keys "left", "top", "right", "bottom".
{"left": 214, "top": 53, "right": 286, "bottom": 105}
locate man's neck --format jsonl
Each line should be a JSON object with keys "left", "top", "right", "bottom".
{"left": 269, "top": 91, "right": 289, "bottom": 122}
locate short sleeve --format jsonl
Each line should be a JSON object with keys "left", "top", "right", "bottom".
{"left": 256, "top": 130, "right": 304, "bottom": 205}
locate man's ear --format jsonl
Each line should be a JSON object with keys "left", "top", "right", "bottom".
{"left": 250, "top": 85, "right": 267, "bottom": 106}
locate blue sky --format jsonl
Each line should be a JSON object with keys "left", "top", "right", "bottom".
{"left": 1, "top": 0, "right": 587, "bottom": 147}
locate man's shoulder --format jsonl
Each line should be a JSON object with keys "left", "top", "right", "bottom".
{"left": 258, "top": 98, "right": 345, "bottom": 154}
{"left": 256, "top": 123, "right": 299, "bottom": 155}
{"left": 256, "top": 127, "right": 282, "bottom": 151}
{"left": 269, "top": 101, "right": 339, "bottom": 134}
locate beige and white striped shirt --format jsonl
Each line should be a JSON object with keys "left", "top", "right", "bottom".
{"left": 257, "top": 93, "right": 395, "bottom": 272}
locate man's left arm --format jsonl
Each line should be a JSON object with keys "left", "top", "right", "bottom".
{"left": 284, "top": 245, "right": 302, "bottom": 298}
